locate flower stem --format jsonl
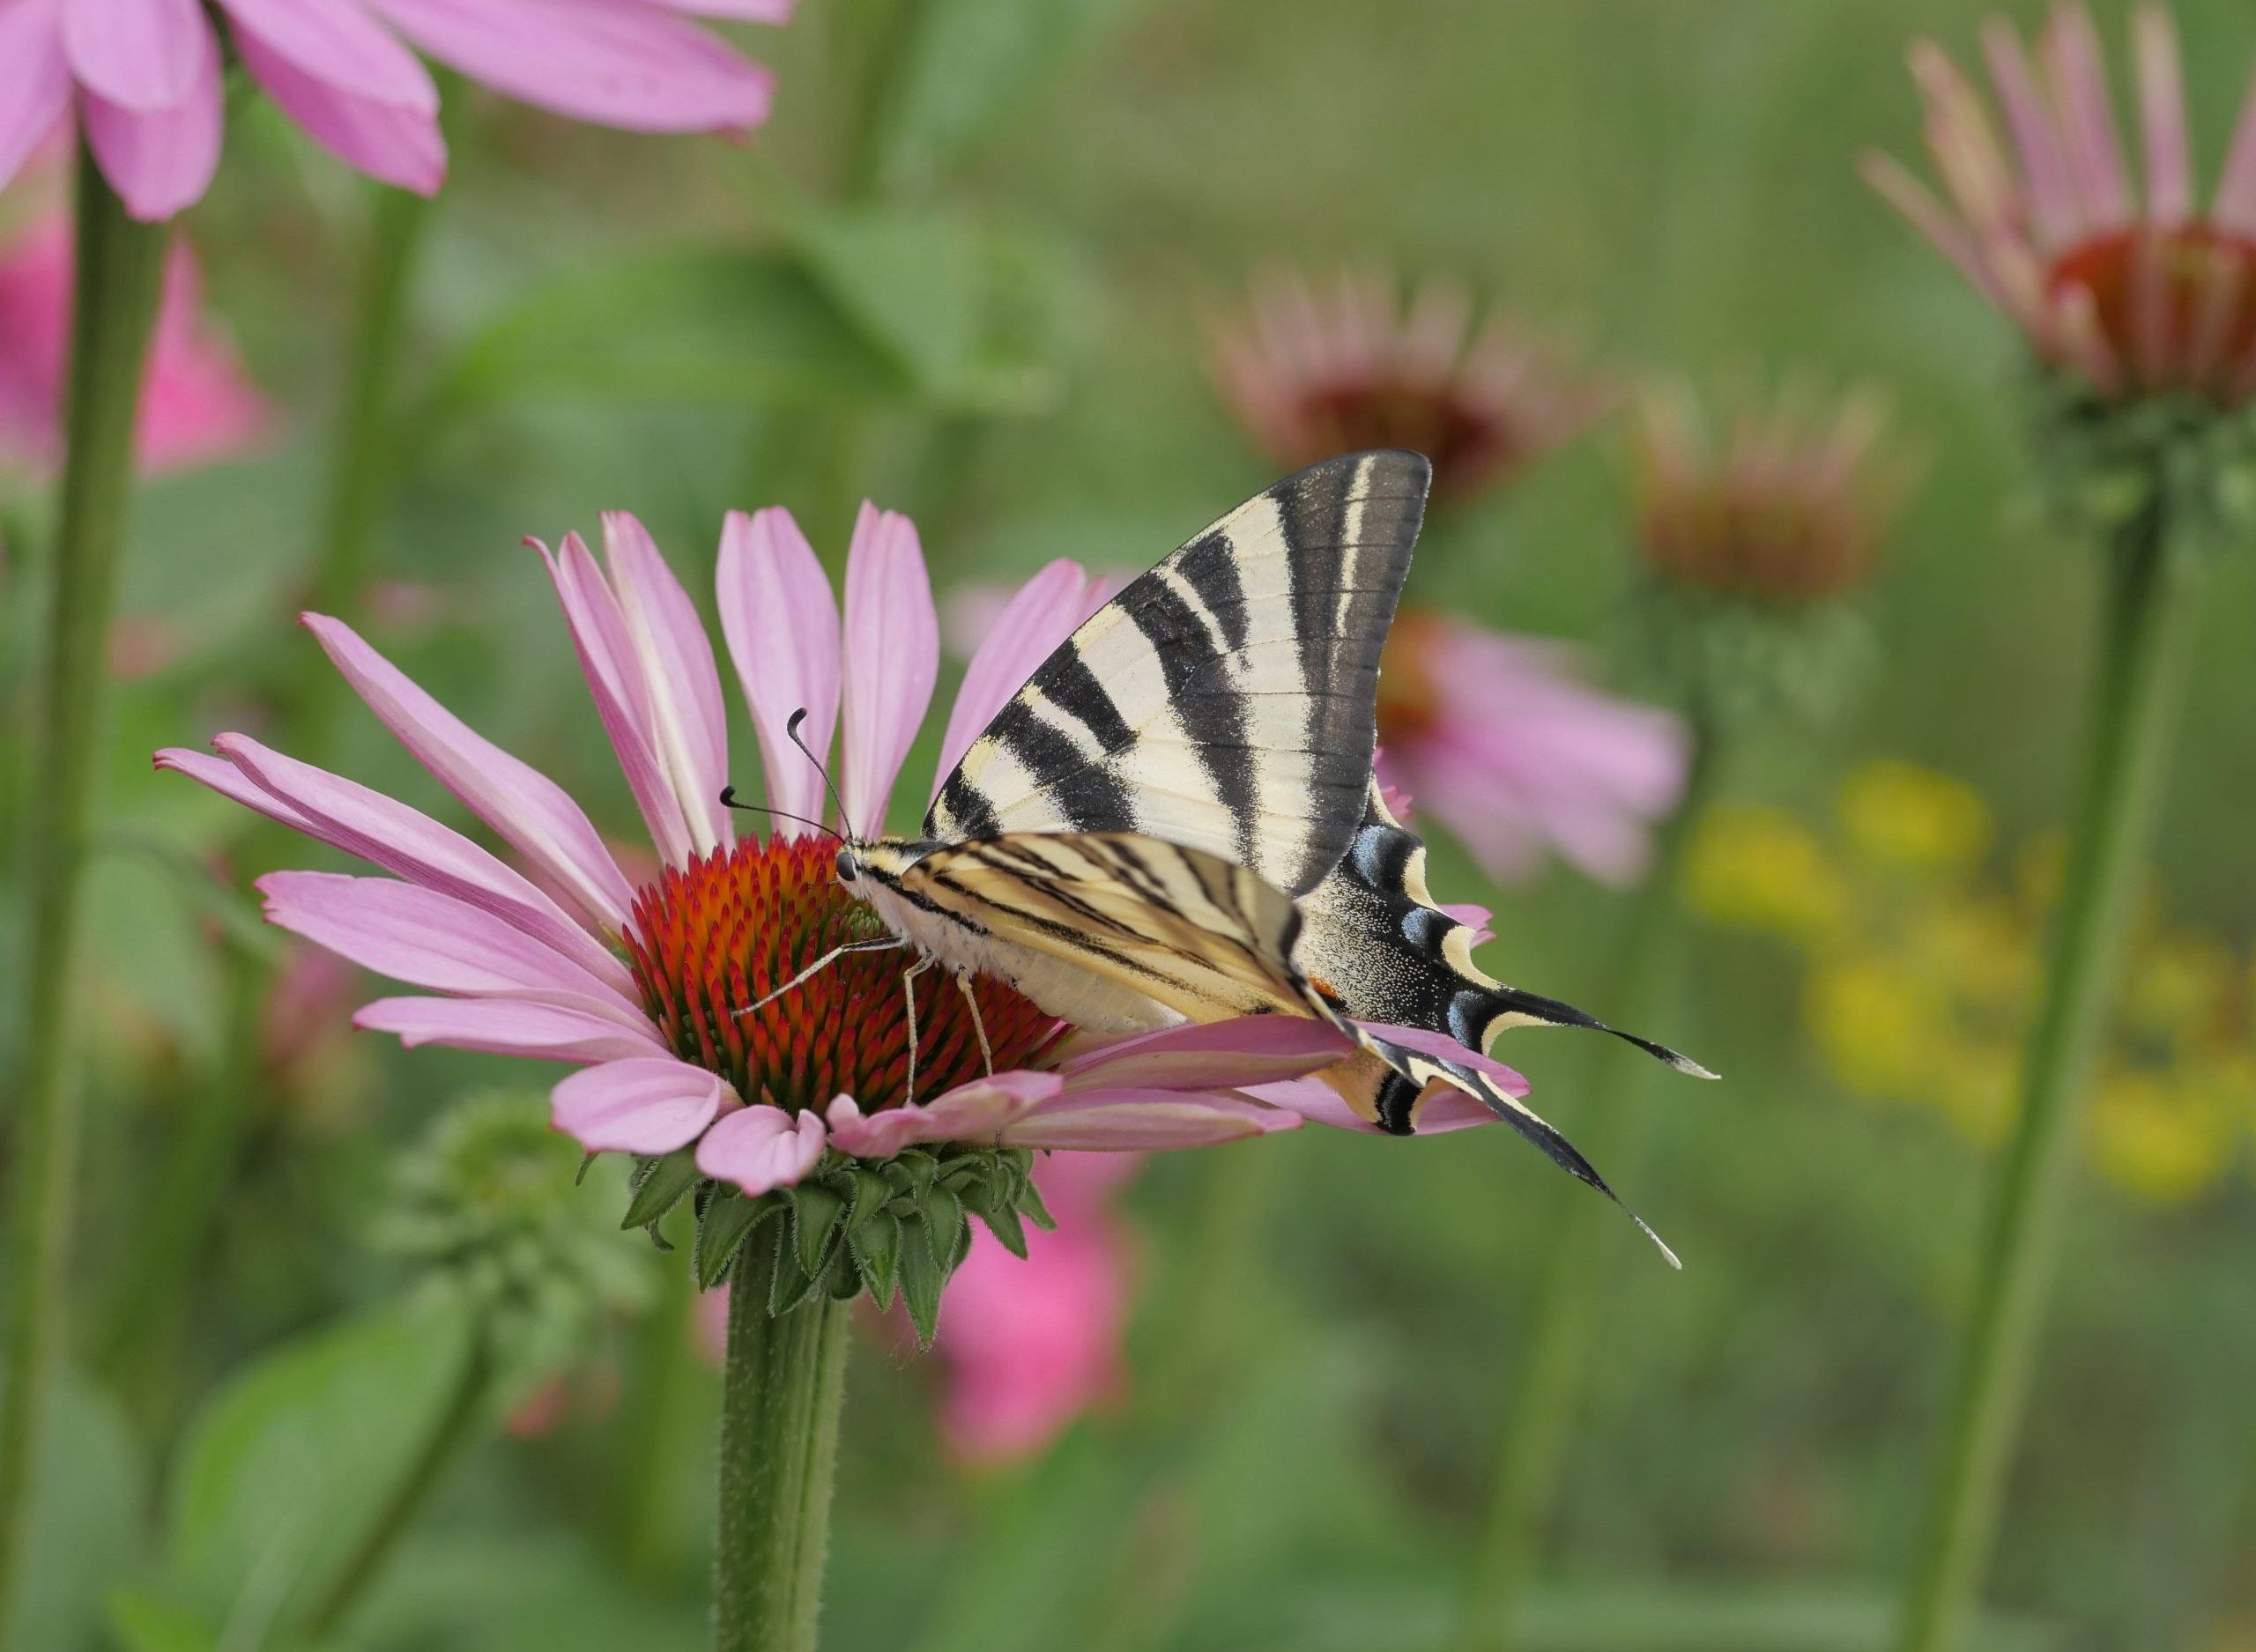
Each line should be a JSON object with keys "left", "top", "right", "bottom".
{"left": 1458, "top": 719, "right": 1718, "bottom": 1652}
{"left": 1894, "top": 500, "right": 2200, "bottom": 1652}
{"left": 301, "top": 1337, "right": 491, "bottom": 1641}
{"left": 290, "top": 183, "right": 430, "bottom": 744}
{"left": 715, "top": 1222, "right": 851, "bottom": 1652}
{"left": 0, "top": 148, "right": 170, "bottom": 1637}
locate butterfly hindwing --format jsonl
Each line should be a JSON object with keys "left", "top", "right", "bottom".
{"left": 892, "top": 831, "right": 1323, "bottom": 1029}
{"left": 925, "top": 451, "right": 1431, "bottom": 900}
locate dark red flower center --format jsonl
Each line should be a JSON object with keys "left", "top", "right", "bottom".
{"left": 1376, "top": 610, "right": 1448, "bottom": 742}
{"left": 2048, "top": 225, "right": 2256, "bottom": 397}
{"left": 623, "top": 833, "right": 1064, "bottom": 1114}
{"left": 1306, "top": 380, "right": 1517, "bottom": 500}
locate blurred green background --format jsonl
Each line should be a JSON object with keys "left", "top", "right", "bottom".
{"left": 6, "top": 2, "right": 2255, "bottom": 1649}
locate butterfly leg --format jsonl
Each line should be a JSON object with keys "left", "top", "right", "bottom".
{"left": 954, "top": 971, "right": 995, "bottom": 1077}
{"left": 733, "top": 936, "right": 907, "bottom": 1019}
{"left": 901, "top": 953, "right": 936, "bottom": 1104}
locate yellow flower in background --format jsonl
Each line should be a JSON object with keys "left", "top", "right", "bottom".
{"left": 2088, "top": 1072, "right": 2233, "bottom": 1206}
{"left": 1698, "top": 757, "right": 2252, "bottom": 1205}
{"left": 1688, "top": 802, "right": 1850, "bottom": 942}
{"left": 1837, "top": 759, "right": 1992, "bottom": 872}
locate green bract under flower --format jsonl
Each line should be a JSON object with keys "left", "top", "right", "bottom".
{"left": 624, "top": 1140, "right": 1053, "bottom": 1346}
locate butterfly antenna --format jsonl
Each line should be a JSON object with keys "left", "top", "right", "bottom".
{"left": 785, "top": 707, "right": 857, "bottom": 841}
{"left": 717, "top": 785, "right": 843, "bottom": 845}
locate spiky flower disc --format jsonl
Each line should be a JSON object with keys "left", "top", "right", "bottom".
{"left": 624, "top": 833, "right": 1063, "bottom": 1114}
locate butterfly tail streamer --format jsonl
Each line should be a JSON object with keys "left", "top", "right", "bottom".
{"left": 1353, "top": 1026, "right": 1683, "bottom": 1270}
{"left": 1483, "top": 983, "right": 1720, "bottom": 1081}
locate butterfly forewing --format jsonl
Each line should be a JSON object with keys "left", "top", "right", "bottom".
{"left": 925, "top": 450, "right": 1430, "bottom": 900}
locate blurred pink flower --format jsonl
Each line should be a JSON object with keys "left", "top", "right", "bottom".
{"left": 0, "top": 0, "right": 790, "bottom": 220}
{"left": 1630, "top": 382, "right": 1906, "bottom": 607}
{"left": 935, "top": 1151, "right": 1138, "bottom": 1463}
{"left": 160, "top": 507, "right": 1436, "bottom": 1200}
{"left": 1376, "top": 612, "right": 1688, "bottom": 887}
{"left": 1208, "top": 270, "right": 1614, "bottom": 502}
{"left": 0, "top": 211, "right": 268, "bottom": 475}
{"left": 1865, "top": 3, "right": 2256, "bottom": 404}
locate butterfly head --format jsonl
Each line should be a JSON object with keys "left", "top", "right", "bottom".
{"left": 833, "top": 837, "right": 936, "bottom": 893}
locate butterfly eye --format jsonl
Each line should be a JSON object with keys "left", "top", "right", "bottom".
{"left": 834, "top": 848, "right": 857, "bottom": 884}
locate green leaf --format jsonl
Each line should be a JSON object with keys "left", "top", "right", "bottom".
{"left": 620, "top": 1149, "right": 701, "bottom": 1232}
{"left": 871, "top": 0, "right": 1150, "bottom": 189}
{"left": 693, "top": 1191, "right": 769, "bottom": 1291}
{"left": 105, "top": 1593, "right": 219, "bottom": 1652}
{"left": 437, "top": 248, "right": 909, "bottom": 414}
{"left": 163, "top": 1296, "right": 479, "bottom": 1633}
{"left": 789, "top": 1182, "right": 847, "bottom": 1277}
{"left": 5, "top": 1372, "right": 146, "bottom": 1652}
{"left": 887, "top": 1150, "right": 939, "bottom": 1203}
{"left": 923, "top": 1182, "right": 968, "bottom": 1270}
{"left": 896, "top": 1215, "right": 945, "bottom": 1348}
{"left": 787, "top": 205, "right": 1090, "bottom": 417}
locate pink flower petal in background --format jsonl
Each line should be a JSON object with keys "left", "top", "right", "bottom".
{"left": 937, "top": 1152, "right": 1136, "bottom": 1463}
{"left": 716, "top": 507, "right": 842, "bottom": 835}
{"left": 697, "top": 1104, "right": 826, "bottom": 1196}
{"left": 0, "top": 0, "right": 783, "bottom": 218}
{"left": 227, "top": 19, "right": 446, "bottom": 196}
{"left": 554, "top": 1057, "right": 734, "bottom": 1153}
{"left": 0, "top": 212, "right": 270, "bottom": 475}
{"left": 838, "top": 504, "right": 938, "bottom": 834}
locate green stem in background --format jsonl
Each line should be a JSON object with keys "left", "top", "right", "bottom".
{"left": 288, "top": 183, "right": 431, "bottom": 747}
{"left": 714, "top": 1223, "right": 850, "bottom": 1652}
{"left": 1458, "top": 716, "right": 1720, "bottom": 1652}
{"left": 301, "top": 1338, "right": 492, "bottom": 1641}
{"left": 0, "top": 150, "right": 170, "bottom": 1640}
{"left": 1894, "top": 501, "right": 2200, "bottom": 1652}
{"left": 91, "top": 944, "right": 264, "bottom": 1417}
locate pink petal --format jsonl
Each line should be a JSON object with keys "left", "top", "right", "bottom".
{"left": 1859, "top": 152, "right": 2013, "bottom": 315}
{"left": 2133, "top": 6, "right": 2189, "bottom": 223}
{"left": 1981, "top": 19, "right": 2080, "bottom": 249}
{"left": 2215, "top": 63, "right": 2256, "bottom": 235}
{"left": 256, "top": 870, "right": 651, "bottom": 1027}
{"left": 555, "top": 1056, "right": 732, "bottom": 1154}
{"left": 355, "top": 996, "right": 666, "bottom": 1063}
{"left": 363, "top": 0, "right": 773, "bottom": 134}
{"left": 2043, "top": 2, "right": 2134, "bottom": 231}
{"left": 838, "top": 503, "right": 938, "bottom": 835}
{"left": 538, "top": 533, "right": 693, "bottom": 867}
{"left": 80, "top": 28, "right": 221, "bottom": 221}
{"left": 696, "top": 1103, "right": 826, "bottom": 1196}
{"left": 602, "top": 512, "right": 731, "bottom": 856}
{"left": 997, "top": 1091, "right": 1298, "bottom": 1151}
{"left": 231, "top": 22, "right": 444, "bottom": 195}
{"left": 138, "top": 240, "right": 272, "bottom": 473}
{"left": 649, "top": 0, "right": 795, "bottom": 19}
{"left": 1246, "top": 1073, "right": 1495, "bottom": 1136}
{"left": 1054, "top": 1015, "right": 1354, "bottom": 1091}
{"left": 214, "top": 0, "right": 438, "bottom": 109}
{"left": 1362, "top": 1021, "right": 1532, "bottom": 1098}
{"left": 207, "top": 733, "right": 637, "bottom": 997}
{"left": 716, "top": 507, "right": 842, "bottom": 836}
{"left": 932, "top": 559, "right": 1101, "bottom": 799}
{"left": 157, "top": 745, "right": 320, "bottom": 834}
{"left": 824, "top": 1070, "right": 1059, "bottom": 1159}
{"left": 62, "top": 0, "right": 206, "bottom": 110}
{"left": 303, "top": 614, "right": 638, "bottom": 934}
{"left": 0, "top": 2, "right": 71, "bottom": 195}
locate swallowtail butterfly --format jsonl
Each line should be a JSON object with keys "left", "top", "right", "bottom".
{"left": 804, "top": 452, "right": 1711, "bottom": 1257}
